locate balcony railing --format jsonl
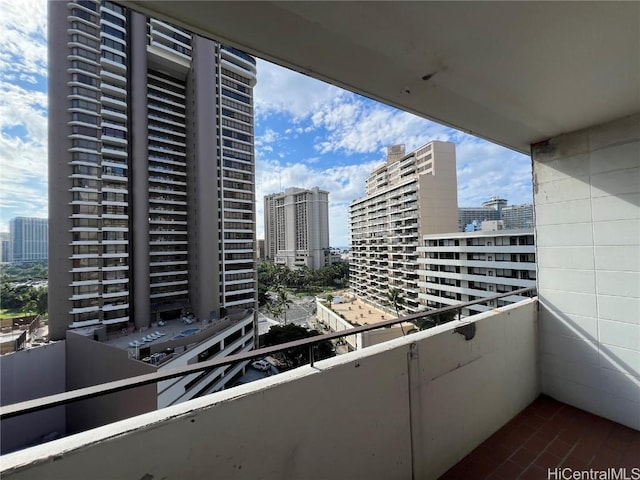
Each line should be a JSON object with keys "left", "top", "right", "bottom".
{"left": 1, "top": 290, "right": 539, "bottom": 480}
{"left": 1, "top": 287, "right": 535, "bottom": 423}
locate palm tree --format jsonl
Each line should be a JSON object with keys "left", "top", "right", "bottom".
{"left": 266, "top": 301, "right": 284, "bottom": 323}
{"left": 276, "top": 287, "right": 293, "bottom": 324}
{"left": 386, "top": 287, "right": 405, "bottom": 335}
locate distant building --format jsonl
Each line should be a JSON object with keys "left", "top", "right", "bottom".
{"left": 264, "top": 187, "right": 330, "bottom": 269}
{"left": 0, "top": 232, "right": 9, "bottom": 263}
{"left": 257, "top": 239, "right": 265, "bottom": 261}
{"left": 350, "top": 141, "right": 458, "bottom": 314}
{"left": 417, "top": 228, "right": 536, "bottom": 317}
{"left": 328, "top": 248, "right": 346, "bottom": 264}
{"left": 9, "top": 217, "right": 48, "bottom": 263}
{"left": 458, "top": 197, "right": 533, "bottom": 231}
{"left": 458, "top": 208, "right": 500, "bottom": 231}
{"left": 501, "top": 203, "right": 534, "bottom": 229}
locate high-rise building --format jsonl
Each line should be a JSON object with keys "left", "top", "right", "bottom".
{"left": 349, "top": 141, "right": 458, "bottom": 314}
{"left": 48, "top": 1, "right": 258, "bottom": 342}
{"left": 263, "top": 187, "right": 330, "bottom": 269}
{"left": 0, "top": 232, "right": 8, "bottom": 263}
{"left": 8, "top": 217, "right": 48, "bottom": 263}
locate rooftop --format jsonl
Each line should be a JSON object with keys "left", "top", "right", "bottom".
{"left": 422, "top": 228, "right": 534, "bottom": 240}
{"left": 328, "top": 292, "right": 413, "bottom": 329}
{"left": 69, "top": 309, "right": 254, "bottom": 367}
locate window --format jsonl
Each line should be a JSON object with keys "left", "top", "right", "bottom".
{"left": 102, "top": 126, "right": 126, "bottom": 139}
{"left": 102, "top": 49, "right": 125, "bottom": 64}
{"left": 72, "top": 138, "right": 99, "bottom": 150}
{"left": 102, "top": 0, "right": 125, "bottom": 16}
{"left": 77, "top": 0, "right": 97, "bottom": 11}
{"left": 70, "top": 60, "right": 98, "bottom": 74}
{"left": 71, "top": 73, "right": 99, "bottom": 87}
{"left": 102, "top": 10, "right": 125, "bottom": 27}
{"left": 71, "top": 8, "right": 98, "bottom": 23}
{"left": 72, "top": 125, "right": 99, "bottom": 137}
{"left": 71, "top": 98, "right": 99, "bottom": 111}
{"left": 70, "top": 34, "right": 99, "bottom": 49}
{"left": 102, "top": 36, "right": 125, "bottom": 52}
{"left": 71, "top": 85, "right": 99, "bottom": 99}
{"left": 70, "top": 47, "right": 98, "bottom": 62}
{"left": 103, "top": 24, "right": 125, "bottom": 39}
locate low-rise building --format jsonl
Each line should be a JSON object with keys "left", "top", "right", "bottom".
{"left": 65, "top": 308, "right": 255, "bottom": 433}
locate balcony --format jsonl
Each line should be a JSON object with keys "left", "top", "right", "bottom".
{"left": 3, "top": 290, "right": 638, "bottom": 479}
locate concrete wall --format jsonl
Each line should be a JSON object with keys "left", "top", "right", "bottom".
{"left": 187, "top": 36, "right": 221, "bottom": 322}
{"left": 130, "top": 11, "right": 151, "bottom": 330}
{"left": 315, "top": 299, "right": 359, "bottom": 349}
{"left": 47, "top": 0, "right": 75, "bottom": 340}
{"left": 361, "top": 327, "right": 406, "bottom": 348}
{"left": 65, "top": 332, "right": 156, "bottom": 434}
{"left": 2, "top": 300, "right": 539, "bottom": 479}
{"left": 418, "top": 141, "right": 459, "bottom": 236}
{"left": 0, "top": 342, "right": 66, "bottom": 454}
{"left": 533, "top": 113, "right": 640, "bottom": 429}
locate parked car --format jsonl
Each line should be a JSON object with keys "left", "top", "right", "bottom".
{"left": 252, "top": 359, "right": 271, "bottom": 371}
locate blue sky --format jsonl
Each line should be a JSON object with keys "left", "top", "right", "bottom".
{"left": 0, "top": 0, "right": 533, "bottom": 247}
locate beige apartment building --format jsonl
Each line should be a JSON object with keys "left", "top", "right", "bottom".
{"left": 349, "top": 141, "right": 458, "bottom": 313}
{"left": 264, "top": 187, "right": 330, "bottom": 269}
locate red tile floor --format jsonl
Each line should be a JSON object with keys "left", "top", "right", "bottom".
{"left": 440, "top": 395, "right": 640, "bottom": 480}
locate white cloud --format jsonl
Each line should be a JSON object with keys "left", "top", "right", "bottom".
{"left": 0, "top": 0, "right": 47, "bottom": 81}
{"left": 0, "top": 0, "right": 48, "bottom": 231}
{"left": 252, "top": 61, "right": 533, "bottom": 246}
{"left": 455, "top": 137, "right": 532, "bottom": 207}
{"left": 254, "top": 58, "right": 344, "bottom": 121}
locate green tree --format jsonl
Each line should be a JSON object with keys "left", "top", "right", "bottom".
{"left": 262, "top": 324, "right": 335, "bottom": 369}
{"left": 35, "top": 287, "right": 48, "bottom": 316}
{"left": 413, "top": 309, "right": 457, "bottom": 330}
{"left": 257, "top": 283, "right": 269, "bottom": 306}
{"left": 386, "top": 287, "right": 405, "bottom": 335}
{"left": 265, "top": 301, "right": 284, "bottom": 322}
{"left": 275, "top": 287, "right": 293, "bottom": 324}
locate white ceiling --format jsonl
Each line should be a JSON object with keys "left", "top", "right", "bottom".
{"left": 125, "top": 1, "right": 640, "bottom": 154}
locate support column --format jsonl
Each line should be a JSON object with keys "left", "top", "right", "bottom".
{"left": 129, "top": 12, "right": 150, "bottom": 330}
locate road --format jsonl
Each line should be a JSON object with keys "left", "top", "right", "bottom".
{"left": 259, "top": 295, "right": 318, "bottom": 330}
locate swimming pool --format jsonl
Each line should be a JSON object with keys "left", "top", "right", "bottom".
{"left": 180, "top": 328, "right": 200, "bottom": 337}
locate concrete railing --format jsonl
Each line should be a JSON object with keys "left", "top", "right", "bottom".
{"left": 1, "top": 298, "right": 539, "bottom": 479}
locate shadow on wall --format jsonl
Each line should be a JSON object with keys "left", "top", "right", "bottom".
{"left": 539, "top": 301, "right": 640, "bottom": 430}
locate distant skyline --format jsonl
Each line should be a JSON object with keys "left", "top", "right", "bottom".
{"left": 0, "top": 0, "right": 533, "bottom": 246}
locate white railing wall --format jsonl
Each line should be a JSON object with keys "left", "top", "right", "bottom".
{"left": 2, "top": 299, "right": 539, "bottom": 480}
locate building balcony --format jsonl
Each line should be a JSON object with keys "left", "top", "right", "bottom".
{"left": 8, "top": 294, "right": 634, "bottom": 479}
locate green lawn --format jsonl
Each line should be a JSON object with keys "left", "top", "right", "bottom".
{"left": 0, "top": 309, "right": 36, "bottom": 321}
{"left": 292, "top": 287, "right": 341, "bottom": 297}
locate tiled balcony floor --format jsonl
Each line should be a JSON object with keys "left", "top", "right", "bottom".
{"left": 440, "top": 395, "right": 640, "bottom": 480}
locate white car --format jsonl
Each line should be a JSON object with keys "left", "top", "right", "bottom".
{"left": 252, "top": 359, "right": 271, "bottom": 371}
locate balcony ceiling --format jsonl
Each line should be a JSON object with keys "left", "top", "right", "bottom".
{"left": 125, "top": 1, "right": 640, "bottom": 154}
